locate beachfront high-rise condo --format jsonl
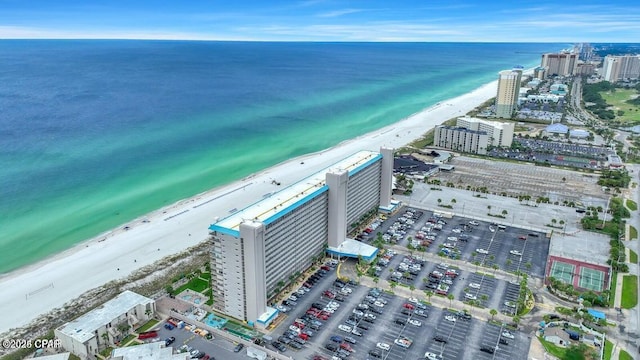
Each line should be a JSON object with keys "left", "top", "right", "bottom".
{"left": 541, "top": 52, "right": 577, "bottom": 78}
{"left": 495, "top": 68, "right": 522, "bottom": 119}
{"left": 602, "top": 55, "right": 640, "bottom": 82}
{"left": 208, "top": 148, "right": 396, "bottom": 328}
{"left": 456, "top": 116, "right": 514, "bottom": 147}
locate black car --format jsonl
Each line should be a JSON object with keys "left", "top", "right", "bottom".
{"left": 334, "top": 295, "right": 346, "bottom": 302}
{"left": 289, "top": 341, "right": 303, "bottom": 350}
{"left": 278, "top": 336, "right": 292, "bottom": 345}
{"left": 368, "top": 350, "right": 382, "bottom": 358}
{"left": 363, "top": 317, "right": 375, "bottom": 323}
{"left": 233, "top": 344, "right": 244, "bottom": 353}
{"left": 528, "top": 233, "right": 540, "bottom": 237}
{"left": 480, "top": 346, "right": 495, "bottom": 354}
{"left": 370, "top": 306, "right": 383, "bottom": 314}
{"left": 499, "top": 338, "right": 509, "bottom": 345}
{"left": 165, "top": 337, "right": 176, "bottom": 346}
{"left": 325, "top": 343, "right": 338, "bottom": 351}
{"left": 272, "top": 342, "right": 286, "bottom": 352}
{"left": 394, "top": 318, "right": 406, "bottom": 326}
{"left": 401, "top": 308, "right": 412, "bottom": 315}
{"left": 357, "top": 323, "right": 369, "bottom": 330}
{"left": 433, "top": 335, "right": 448, "bottom": 343}
{"left": 456, "top": 311, "right": 472, "bottom": 320}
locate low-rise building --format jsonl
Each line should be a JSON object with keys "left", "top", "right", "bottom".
{"left": 544, "top": 327, "right": 572, "bottom": 347}
{"left": 112, "top": 342, "right": 188, "bottom": 360}
{"left": 55, "top": 291, "right": 156, "bottom": 360}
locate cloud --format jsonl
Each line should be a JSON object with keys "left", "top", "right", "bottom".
{"left": 316, "top": 8, "right": 365, "bottom": 18}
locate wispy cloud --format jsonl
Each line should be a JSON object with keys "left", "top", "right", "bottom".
{"left": 316, "top": 8, "right": 365, "bottom": 18}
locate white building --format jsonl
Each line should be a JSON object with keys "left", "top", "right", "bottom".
{"left": 602, "top": 55, "right": 640, "bottom": 82}
{"left": 433, "top": 126, "right": 489, "bottom": 155}
{"left": 496, "top": 69, "right": 523, "bottom": 118}
{"left": 456, "top": 116, "right": 514, "bottom": 147}
{"left": 112, "top": 342, "right": 188, "bottom": 360}
{"left": 55, "top": 291, "right": 155, "bottom": 360}
{"left": 208, "top": 148, "right": 395, "bottom": 327}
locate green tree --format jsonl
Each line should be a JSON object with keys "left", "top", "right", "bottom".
{"left": 489, "top": 309, "right": 498, "bottom": 320}
{"left": 373, "top": 277, "right": 379, "bottom": 286}
{"left": 502, "top": 209, "right": 508, "bottom": 216}
{"left": 389, "top": 281, "right": 397, "bottom": 293}
{"left": 409, "top": 284, "right": 415, "bottom": 296}
{"left": 447, "top": 293, "right": 454, "bottom": 307}
{"left": 424, "top": 290, "right": 434, "bottom": 302}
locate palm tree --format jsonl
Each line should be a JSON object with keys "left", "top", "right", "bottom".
{"left": 451, "top": 198, "right": 457, "bottom": 204}
{"left": 447, "top": 294, "right": 454, "bottom": 307}
{"left": 487, "top": 205, "right": 492, "bottom": 212}
{"left": 492, "top": 264, "right": 499, "bottom": 274}
{"left": 525, "top": 262, "right": 532, "bottom": 271}
{"left": 424, "top": 290, "right": 434, "bottom": 302}
{"left": 373, "top": 277, "right": 379, "bottom": 286}
{"left": 437, "top": 198, "right": 442, "bottom": 205}
{"left": 101, "top": 333, "right": 109, "bottom": 346}
{"left": 551, "top": 218, "right": 557, "bottom": 225}
{"left": 506, "top": 259, "right": 513, "bottom": 268}
{"left": 502, "top": 209, "right": 508, "bottom": 216}
{"left": 480, "top": 294, "right": 489, "bottom": 305}
{"left": 489, "top": 309, "right": 498, "bottom": 320}
{"left": 409, "top": 284, "right": 415, "bottom": 297}
{"left": 512, "top": 315, "right": 521, "bottom": 328}
{"left": 389, "top": 281, "right": 397, "bottom": 293}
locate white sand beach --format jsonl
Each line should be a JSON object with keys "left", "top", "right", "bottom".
{"left": 0, "top": 80, "right": 497, "bottom": 334}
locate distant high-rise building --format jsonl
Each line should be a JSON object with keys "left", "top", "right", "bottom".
{"left": 541, "top": 53, "right": 577, "bottom": 77}
{"left": 495, "top": 68, "right": 522, "bottom": 119}
{"left": 602, "top": 55, "right": 640, "bottom": 82}
{"left": 578, "top": 43, "right": 593, "bottom": 62}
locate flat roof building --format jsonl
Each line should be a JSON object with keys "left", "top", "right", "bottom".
{"left": 208, "top": 148, "right": 394, "bottom": 327}
{"left": 603, "top": 55, "right": 640, "bottom": 82}
{"left": 433, "top": 125, "right": 489, "bottom": 155}
{"left": 456, "top": 116, "right": 514, "bottom": 148}
{"left": 541, "top": 53, "right": 577, "bottom": 77}
{"left": 496, "top": 69, "right": 523, "bottom": 119}
{"left": 55, "top": 291, "right": 155, "bottom": 360}
{"left": 112, "top": 342, "right": 188, "bottom": 360}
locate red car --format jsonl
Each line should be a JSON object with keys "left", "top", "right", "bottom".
{"left": 518, "top": 235, "right": 527, "bottom": 240}
{"left": 321, "top": 265, "right": 330, "bottom": 271}
{"left": 306, "top": 308, "right": 319, "bottom": 316}
{"left": 293, "top": 321, "right": 305, "bottom": 329}
{"left": 316, "top": 313, "right": 329, "bottom": 320}
{"left": 323, "top": 290, "right": 335, "bottom": 299}
{"left": 403, "top": 303, "right": 415, "bottom": 310}
{"left": 340, "top": 342, "right": 353, "bottom": 352}
{"left": 137, "top": 331, "right": 158, "bottom": 340}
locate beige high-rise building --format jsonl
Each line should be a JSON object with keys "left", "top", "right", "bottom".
{"left": 541, "top": 53, "right": 577, "bottom": 77}
{"left": 495, "top": 69, "right": 522, "bottom": 119}
{"left": 602, "top": 55, "right": 640, "bottom": 82}
{"left": 456, "top": 116, "right": 514, "bottom": 147}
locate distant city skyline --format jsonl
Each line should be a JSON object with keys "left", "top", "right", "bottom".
{"left": 1, "top": 0, "right": 639, "bottom": 42}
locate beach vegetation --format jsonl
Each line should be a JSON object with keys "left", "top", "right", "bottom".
{"left": 626, "top": 199, "right": 637, "bottom": 211}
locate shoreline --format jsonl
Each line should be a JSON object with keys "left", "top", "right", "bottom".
{"left": 0, "top": 79, "right": 498, "bottom": 334}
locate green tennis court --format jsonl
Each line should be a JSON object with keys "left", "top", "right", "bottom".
{"left": 550, "top": 260, "right": 575, "bottom": 284}
{"left": 579, "top": 267, "right": 605, "bottom": 292}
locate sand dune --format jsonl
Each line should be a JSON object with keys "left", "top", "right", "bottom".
{"left": 0, "top": 80, "right": 497, "bottom": 334}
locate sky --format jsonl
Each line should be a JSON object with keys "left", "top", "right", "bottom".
{"left": 1, "top": 0, "right": 639, "bottom": 42}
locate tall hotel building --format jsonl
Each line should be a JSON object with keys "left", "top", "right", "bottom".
{"left": 541, "top": 52, "right": 577, "bottom": 77}
{"left": 208, "top": 148, "right": 395, "bottom": 327}
{"left": 602, "top": 55, "right": 640, "bottom": 82}
{"left": 495, "top": 68, "right": 522, "bottom": 119}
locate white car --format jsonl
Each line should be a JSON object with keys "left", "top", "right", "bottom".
{"left": 502, "top": 331, "right": 515, "bottom": 339}
{"left": 509, "top": 250, "right": 522, "bottom": 256}
{"left": 352, "top": 309, "right": 364, "bottom": 317}
{"left": 469, "top": 221, "right": 479, "bottom": 226}
{"left": 376, "top": 343, "right": 391, "bottom": 351}
{"left": 424, "top": 352, "right": 442, "bottom": 360}
{"left": 341, "top": 287, "right": 353, "bottom": 294}
{"left": 338, "top": 325, "right": 352, "bottom": 333}
{"left": 394, "top": 337, "right": 412, "bottom": 348}
{"left": 408, "top": 297, "right": 419, "bottom": 304}
{"left": 373, "top": 301, "right": 385, "bottom": 308}
{"left": 504, "top": 301, "right": 516, "bottom": 308}
{"left": 289, "top": 325, "right": 301, "bottom": 333}
{"left": 464, "top": 293, "right": 477, "bottom": 300}
{"left": 476, "top": 249, "right": 489, "bottom": 254}
{"left": 489, "top": 226, "right": 496, "bottom": 232}
{"left": 469, "top": 283, "right": 481, "bottom": 289}
{"left": 451, "top": 228, "right": 462, "bottom": 233}
{"left": 276, "top": 305, "right": 289, "bottom": 312}
{"left": 446, "top": 236, "right": 458, "bottom": 241}
{"left": 444, "top": 315, "right": 457, "bottom": 322}
{"left": 407, "top": 319, "right": 422, "bottom": 327}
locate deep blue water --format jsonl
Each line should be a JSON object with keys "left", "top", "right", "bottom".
{"left": 0, "top": 41, "right": 558, "bottom": 273}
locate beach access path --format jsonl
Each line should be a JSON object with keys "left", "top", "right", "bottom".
{"left": 0, "top": 80, "right": 498, "bottom": 334}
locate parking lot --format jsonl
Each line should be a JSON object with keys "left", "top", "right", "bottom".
{"left": 263, "top": 253, "right": 532, "bottom": 360}
{"left": 154, "top": 321, "right": 248, "bottom": 360}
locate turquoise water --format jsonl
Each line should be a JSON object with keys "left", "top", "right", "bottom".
{"left": 0, "top": 41, "right": 558, "bottom": 273}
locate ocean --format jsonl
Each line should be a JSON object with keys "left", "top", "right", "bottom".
{"left": 0, "top": 41, "right": 558, "bottom": 274}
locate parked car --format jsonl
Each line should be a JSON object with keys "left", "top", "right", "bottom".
{"left": 233, "top": 344, "right": 244, "bottom": 353}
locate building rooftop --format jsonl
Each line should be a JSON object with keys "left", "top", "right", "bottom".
{"left": 327, "top": 238, "right": 379, "bottom": 262}
{"left": 456, "top": 116, "right": 514, "bottom": 130}
{"left": 57, "top": 291, "right": 154, "bottom": 343}
{"left": 437, "top": 125, "right": 487, "bottom": 135}
{"left": 545, "top": 123, "right": 569, "bottom": 134}
{"left": 210, "top": 151, "right": 382, "bottom": 237}
{"left": 112, "top": 342, "right": 188, "bottom": 360}
{"left": 34, "top": 353, "right": 71, "bottom": 360}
